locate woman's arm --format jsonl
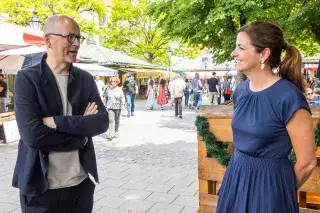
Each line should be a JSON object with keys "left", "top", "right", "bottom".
{"left": 287, "top": 109, "right": 317, "bottom": 189}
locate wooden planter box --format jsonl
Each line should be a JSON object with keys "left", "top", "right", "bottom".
{"left": 197, "top": 105, "right": 320, "bottom": 213}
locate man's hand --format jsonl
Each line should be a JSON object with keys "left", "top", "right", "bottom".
{"left": 43, "top": 117, "right": 56, "bottom": 129}
{"left": 84, "top": 102, "right": 98, "bottom": 116}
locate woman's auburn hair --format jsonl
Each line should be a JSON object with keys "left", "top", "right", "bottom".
{"left": 238, "top": 21, "right": 305, "bottom": 93}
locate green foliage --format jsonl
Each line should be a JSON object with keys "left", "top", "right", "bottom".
{"left": 151, "top": 0, "right": 320, "bottom": 63}
{"left": 195, "top": 115, "right": 320, "bottom": 166}
{"left": 101, "top": 0, "right": 170, "bottom": 64}
{"left": 195, "top": 116, "right": 231, "bottom": 166}
{"left": 101, "top": 0, "right": 200, "bottom": 65}
{"left": 0, "top": 0, "right": 107, "bottom": 35}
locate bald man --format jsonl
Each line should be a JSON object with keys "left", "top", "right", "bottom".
{"left": 12, "top": 15, "right": 109, "bottom": 213}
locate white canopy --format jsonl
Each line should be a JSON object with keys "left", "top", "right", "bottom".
{"left": 0, "top": 46, "right": 45, "bottom": 55}
{"left": 0, "top": 46, "right": 46, "bottom": 70}
{"left": 73, "top": 63, "right": 118, "bottom": 76}
{"left": 0, "top": 21, "right": 44, "bottom": 50}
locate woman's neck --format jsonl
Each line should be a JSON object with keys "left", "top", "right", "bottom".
{"left": 246, "top": 69, "right": 280, "bottom": 92}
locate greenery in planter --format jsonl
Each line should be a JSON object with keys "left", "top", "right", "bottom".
{"left": 196, "top": 116, "right": 320, "bottom": 166}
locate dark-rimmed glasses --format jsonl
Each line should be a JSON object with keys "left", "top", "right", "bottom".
{"left": 47, "top": 33, "right": 85, "bottom": 44}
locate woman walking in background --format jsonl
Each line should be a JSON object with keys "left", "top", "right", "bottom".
{"left": 157, "top": 78, "right": 168, "bottom": 110}
{"left": 191, "top": 73, "right": 203, "bottom": 112}
{"left": 146, "top": 79, "right": 156, "bottom": 110}
{"left": 184, "top": 78, "right": 191, "bottom": 107}
{"left": 217, "top": 21, "right": 316, "bottom": 213}
{"left": 105, "top": 77, "right": 125, "bottom": 140}
{"left": 222, "top": 75, "right": 232, "bottom": 102}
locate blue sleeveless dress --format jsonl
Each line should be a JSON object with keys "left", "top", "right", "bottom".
{"left": 216, "top": 78, "right": 310, "bottom": 213}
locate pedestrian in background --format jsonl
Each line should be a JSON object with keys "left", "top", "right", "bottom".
{"left": 184, "top": 78, "right": 191, "bottom": 106}
{"left": 222, "top": 75, "right": 232, "bottom": 102}
{"left": 191, "top": 73, "right": 203, "bottom": 112}
{"left": 95, "top": 75, "right": 105, "bottom": 98}
{"left": 170, "top": 74, "right": 186, "bottom": 118}
{"left": 207, "top": 72, "right": 219, "bottom": 105}
{"left": 0, "top": 74, "right": 7, "bottom": 113}
{"left": 157, "top": 78, "right": 168, "bottom": 110}
{"left": 105, "top": 77, "right": 125, "bottom": 140}
{"left": 123, "top": 73, "right": 138, "bottom": 117}
{"left": 146, "top": 79, "right": 156, "bottom": 110}
{"left": 13, "top": 14, "right": 109, "bottom": 213}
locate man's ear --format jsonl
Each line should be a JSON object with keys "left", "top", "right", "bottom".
{"left": 44, "top": 35, "right": 52, "bottom": 48}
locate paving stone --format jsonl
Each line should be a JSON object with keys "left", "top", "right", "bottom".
{"left": 145, "top": 183, "right": 174, "bottom": 193}
{"left": 172, "top": 195, "right": 199, "bottom": 208}
{"left": 121, "top": 173, "right": 150, "bottom": 182}
{"left": 146, "top": 203, "right": 184, "bottom": 213}
{"left": 0, "top": 202, "right": 19, "bottom": 213}
{"left": 95, "top": 186, "right": 128, "bottom": 196}
{"left": 94, "top": 195, "right": 127, "bottom": 209}
{"left": 121, "top": 181, "right": 150, "bottom": 190}
{"left": 1, "top": 191, "right": 20, "bottom": 204}
{"left": 119, "top": 199, "right": 155, "bottom": 212}
{"left": 10, "top": 208, "right": 21, "bottom": 213}
{"left": 142, "top": 176, "right": 171, "bottom": 184}
{"left": 119, "top": 189, "right": 152, "bottom": 200}
{"left": 180, "top": 206, "right": 199, "bottom": 213}
{"left": 95, "top": 207, "right": 129, "bottom": 213}
{"left": 94, "top": 193, "right": 106, "bottom": 203}
{"left": 165, "top": 177, "right": 195, "bottom": 187}
{"left": 98, "top": 179, "right": 128, "bottom": 188}
{"left": 145, "top": 192, "right": 179, "bottom": 204}
{"left": 92, "top": 205, "right": 103, "bottom": 212}
{"left": 168, "top": 186, "right": 198, "bottom": 196}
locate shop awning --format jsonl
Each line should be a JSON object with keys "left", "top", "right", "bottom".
{"left": 73, "top": 63, "right": 118, "bottom": 76}
{"left": 0, "top": 21, "right": 44, "bottom": 50}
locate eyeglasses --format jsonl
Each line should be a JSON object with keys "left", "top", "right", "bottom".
{"left": 47, "top": 33, "right": 85, "bottom": 44}
{"left": 307, "top": 92, "right": 313, "bottom": 95}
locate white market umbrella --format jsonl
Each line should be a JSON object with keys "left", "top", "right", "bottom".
{"left": 0, "top": 21, "right": 44, "bottom": 50}
{"left": 74, "top": 63, "right": 118, "bottom": 76}
{"left": 0, "top": 46, "right": 46, "bottom": 70}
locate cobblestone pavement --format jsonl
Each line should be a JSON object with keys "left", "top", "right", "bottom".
{"left": 0, "top": 99, "right": 201, "bottom": 213}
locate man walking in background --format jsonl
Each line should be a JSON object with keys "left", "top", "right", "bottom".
{"left": 123, "top": 72, "right": 138, "bottom": 117}
{"left": 207, "top": 72, "right": 219, "bottom": 105}
{"left": 0, "top": 74, "right": 7, "bottom": 113}
{"left": 95, "top": 75, "right": 105, "bottom": 97}
{"left": 13, "top": 15, "right": 109, "bottom": 213}
{"left": 170, "top": 74, "right": 186, "bottom": 118}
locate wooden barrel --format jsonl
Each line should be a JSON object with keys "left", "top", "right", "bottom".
{"left": 197, "top": 105, "right": 320, "bottom": 212}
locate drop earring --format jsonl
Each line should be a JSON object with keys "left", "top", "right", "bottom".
{"left": 260, "top": 61, "right": 265, "bottom": 70}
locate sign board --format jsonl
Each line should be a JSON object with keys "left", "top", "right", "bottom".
{"left": 3, "top": 119, "right": 20, "bottom": 143}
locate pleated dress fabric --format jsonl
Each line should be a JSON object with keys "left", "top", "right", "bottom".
{"left": 216, "top": 78, "right": 310, "bottom": 213}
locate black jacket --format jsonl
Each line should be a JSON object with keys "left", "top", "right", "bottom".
{"left": 12, "top": 56, "right": 109, "bottom": 196}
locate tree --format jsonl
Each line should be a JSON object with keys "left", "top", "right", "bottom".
{"left": 101, "top": 0, "right": 170, "bottom": 64}
{"left": 0, "top": 0, "right": 107, "bottom": 35}
{"left": 101, "top": 0, "right": 200, "bottom": 65}
{"left": 150, "top": 0, "right": 320, "bottom": 63}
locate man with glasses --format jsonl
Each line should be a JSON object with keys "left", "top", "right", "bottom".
{"left": 13, "top": 15, "right": 109, "bottom": 213}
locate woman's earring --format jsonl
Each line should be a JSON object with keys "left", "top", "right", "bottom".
{"left": 260, "top": 61, "right": 265, "bottom": 70}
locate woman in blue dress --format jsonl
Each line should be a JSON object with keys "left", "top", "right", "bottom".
{"left": 216, "top": 21, "right": 317, "bottom": 213}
